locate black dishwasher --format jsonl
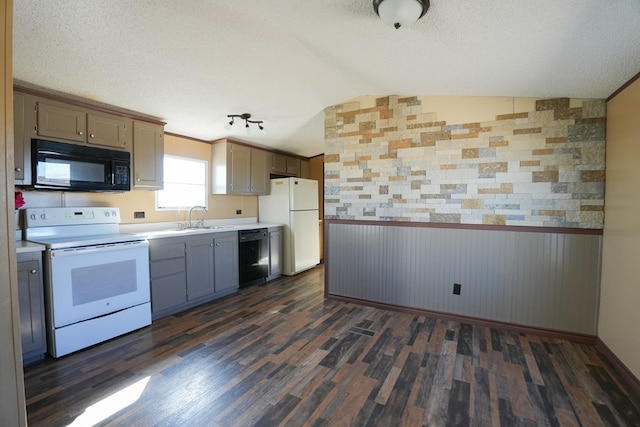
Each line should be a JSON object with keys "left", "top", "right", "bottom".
{"left": 238, "top": 228, "right": 269, "bottom": 288}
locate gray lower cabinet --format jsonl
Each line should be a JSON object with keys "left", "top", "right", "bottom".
{"left": 17, "top": 252, "right": 46, "bottom": 365}
{"left": 267, "top": 227, "right": 283, "bottom": 281}
{"left": 149, "top": 237, "right": 187, "bottom": 318}
{"left": 186, "top": 232, "right": 239, "bottom": 298}
{"left": 149, "top": 231, "right": 239, "bottom": 320}
{"left": 186, "top": 237, "right": 215, "bottom": 300}
{"left": 213, "top": 233, "right": 239, "bottom": 292}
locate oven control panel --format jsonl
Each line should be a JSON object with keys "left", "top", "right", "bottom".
{"left": 24, "top": 207, "right": 121, "bottom": 227}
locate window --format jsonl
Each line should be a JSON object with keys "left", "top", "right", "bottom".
{"left": 156, "top": 155, "right": 207, "bottom": 210}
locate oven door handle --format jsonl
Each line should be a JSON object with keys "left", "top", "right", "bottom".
{"left": 49, "top": 240, "right": 149, "bottom": 257}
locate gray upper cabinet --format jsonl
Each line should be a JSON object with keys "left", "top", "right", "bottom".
{"left": 285, "top": 157, "right": 300, "bottom": 176}
{"left": 271, "top": 153, "right": 287, "bottom": 175}
{"left": 86, "top": 111, "right": 130, "bottom": 150}
{"left": 36, "top": 100, "right": 86, "bottom": 142}
{"left": 36, "top": 100, "right": 130, "bottom": 150}
{"left": 211, "top": 139, "right": 269, "bottom": 195}
{"left": 13, "top": 87, "right": 165, "bottom": 188}
{"left": 132, "top": 121, "right": 164, "bottom": 190}
{"left": 229, "top": 143, "right": 252, "bottom": 193}
{"left": 13, "top": 91, "right": 36, "bottom": 183}
{"left": 250, "top": 148, "right": 269, "bottom": 194}
{"left": 13, "top": 92, "right": 25, "bottom": 181}
{"left": 271, "top": 153, "right": 302, "bottom": 177}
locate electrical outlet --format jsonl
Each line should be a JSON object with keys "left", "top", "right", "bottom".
{"left": 453, "top": 283, "right": 461, "bottom": 295}
{"left": 134, "top": 211, "right": 145, "bottom": 219}
{"left": 236, "top": 209, "right": 242, "bottom": 215}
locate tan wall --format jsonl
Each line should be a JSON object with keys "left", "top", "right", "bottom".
{"left": 599, "top": 77, "right": 640, "bottom": 379}
{"left": 17, "top": 134, "right": 258, "bottom": 225}
{"left": 1, "top": 0, "right": 27, "bottom": 424}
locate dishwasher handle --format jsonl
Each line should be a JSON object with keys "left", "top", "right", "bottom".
{"left": 238, "top": 229, "right": 268, "bottom": 242}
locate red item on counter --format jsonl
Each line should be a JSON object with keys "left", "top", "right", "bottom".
{"left": 15, "top": 191, "right": 25, "bottom": 209}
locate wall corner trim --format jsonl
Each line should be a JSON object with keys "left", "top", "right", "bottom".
{"left": 607, "top": 70, "right": 640, "bottom": 102}
{"left": 595, "top": 338, "right": 640, "bottom": 399}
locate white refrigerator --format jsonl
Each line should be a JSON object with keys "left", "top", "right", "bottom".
{"left": 259, "top": 177, "right": 320, "bottom": 275}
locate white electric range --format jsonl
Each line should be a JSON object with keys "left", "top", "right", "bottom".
{"left": 24, "top": 207, "right": 151, "bottom": 358}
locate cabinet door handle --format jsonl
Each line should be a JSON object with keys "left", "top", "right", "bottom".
{"left": 215, "top": 243, "right": 220, "bottom": 247}
{"left": 210, "top": 243, "right": 213, "bottom": 247}
{"left": 90, "top": 134, "right": 95, "bottom": 138}
{"left": 30, "top": 269, "right": 37, "bottom": 274}
{"left": 78, "top": 131, "right": 83, "bottom": 136}
{"left": 15, "top": 167, "right": 22, "bottom": 172}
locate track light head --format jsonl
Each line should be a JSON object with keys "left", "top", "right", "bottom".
{"left": 226, "top": 113, "right": 265, "bottom": 133}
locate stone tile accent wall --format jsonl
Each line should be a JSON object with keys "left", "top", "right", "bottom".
{"left": 324, "top": 96, "right": 606, "bottom": 229}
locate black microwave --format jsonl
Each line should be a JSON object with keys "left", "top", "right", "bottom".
{"left": 31, "top": 139, "right": 131, "bottom": 192}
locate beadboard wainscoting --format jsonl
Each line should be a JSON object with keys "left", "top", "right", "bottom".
{"left": 325, "top": 220, "right": 602, "bottom": 335}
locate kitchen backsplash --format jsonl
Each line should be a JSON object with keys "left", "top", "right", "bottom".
{"left": 324, "top": 95, "right": 606, "bottom": 229}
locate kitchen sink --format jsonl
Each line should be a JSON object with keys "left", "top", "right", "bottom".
{"left": 142, "top": 225, "right": 237, "bottom": 238}
{"left": 182, "top": 225, "right": 236, "bottom": 230}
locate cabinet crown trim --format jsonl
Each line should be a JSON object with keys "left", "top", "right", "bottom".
{"left": 14, "top": 81, "right": 166, "bottom": 125}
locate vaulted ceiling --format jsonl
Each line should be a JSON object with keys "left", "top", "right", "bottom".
{"left": 13, "top": 0, "right": 640, "bottom": 157}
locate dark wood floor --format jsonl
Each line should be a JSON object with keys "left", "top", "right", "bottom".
{"left": 24, "top": 266, "right": 640, "bottom": 427}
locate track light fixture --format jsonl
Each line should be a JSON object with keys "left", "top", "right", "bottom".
{"left": 373, "top": 0, "right": 430, "bottom": 29}
{"left": 225, "top": 113, "right": 265, "bottom": 134}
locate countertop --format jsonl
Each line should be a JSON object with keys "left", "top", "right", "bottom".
{"left": 16, "top": 218, "right": 284, "bottom": 246}
{"left": 16, "top": 241, "right": 46, "bottom": 254}
{"left": 120, "top": 218, "right": 283, "bottom": 240}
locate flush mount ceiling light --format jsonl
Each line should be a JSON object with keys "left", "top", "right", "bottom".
{"left": 373, "top": 0, "right": 430, "bottom": 29}
{"left": 224, "top": 113, "right": 265, "bottom": 134}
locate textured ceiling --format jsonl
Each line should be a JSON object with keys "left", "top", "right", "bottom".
{"left": 12, "top": 0, "right": 640, "bottom": 157}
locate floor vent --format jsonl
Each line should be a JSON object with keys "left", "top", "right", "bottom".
{"left": 348, "top": 327, "right": 377, "bottom": 337}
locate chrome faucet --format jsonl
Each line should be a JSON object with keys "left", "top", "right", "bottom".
{"left": 188, "top": 205, "right": 207, "bottom": 228}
